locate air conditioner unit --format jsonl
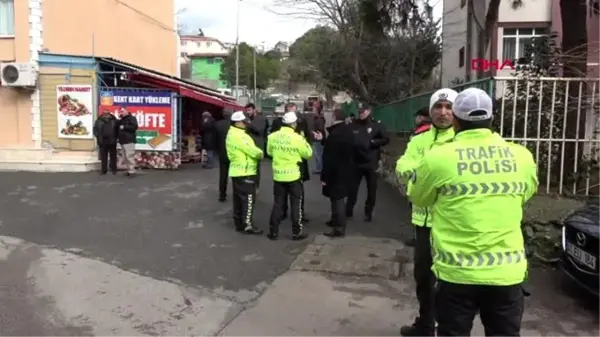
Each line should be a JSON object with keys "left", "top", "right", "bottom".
{"left": 0, "top": 62, "right": 37, "bottom": 87}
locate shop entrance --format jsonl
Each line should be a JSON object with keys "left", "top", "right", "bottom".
{"left": 96, "top": 57, "right": 242, "bottom": 170}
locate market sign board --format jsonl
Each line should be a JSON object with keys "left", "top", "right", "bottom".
{"left": 99, "top": 89, "right": 175, "bottom": 151}
{"left": 57, "top": 85, "right": 94, "bottom": 139}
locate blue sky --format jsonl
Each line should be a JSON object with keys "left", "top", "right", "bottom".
{"left": 176, "top": 0, "right": 443, "bottom": 49}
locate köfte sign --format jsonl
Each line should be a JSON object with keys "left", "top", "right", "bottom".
{"left": 471, "top": 59, "right": 515, "bottom": 71}
{"left": 99, "top": 89, "right": 175, "bottom": 151}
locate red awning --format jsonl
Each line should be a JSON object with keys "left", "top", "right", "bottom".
{"left": 179, "top": 86, "right": 243, "bottom": 110}
{"left": 127, "top": 73, "right": 243, "bottom": 110}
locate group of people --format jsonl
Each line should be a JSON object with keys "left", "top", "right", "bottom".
{"left": 214, "top": 101, "right": 390, "bottom": 240}
{"left": 398, "top": 87, "right": 538, "bottom": 336}
{"left": 93, "top": 108, "right": 139, "bottom": 176}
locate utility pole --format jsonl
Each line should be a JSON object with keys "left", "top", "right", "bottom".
{"left": 234, "top": 0, "right": 240, "bottom": 100}
{"left": 253, "top": 47, "right": 257, "bottom": 103}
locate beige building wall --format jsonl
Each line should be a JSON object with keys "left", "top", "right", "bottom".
{"left": 42, "top": 0, "right": 178, "bottom": 76}
{"left": 0, "top": 0, "right": 179, "bottom": 156}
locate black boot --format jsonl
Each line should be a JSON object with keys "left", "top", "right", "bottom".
{"left": 323, "top": 228, "right": 345, "bottom": 238}
{"left": 218, "top": 196, "right": 226, "bottom": 202}
{"left": 400, "top": 319, "right": 434, "bottom": 337}
{"left": 292, "top": 232, "right": 308, "bottom": 241}
{"left": 243, "top": 225, "right": 264, "bottom": 235}
{"left": 364, "top": 213, "right": 372, "bottom": 222}
{"left": 267, "top": 231, "right": 278, "bottom": 240}
{"left": 325, "top": 220, "right": 333, "bottom": 227}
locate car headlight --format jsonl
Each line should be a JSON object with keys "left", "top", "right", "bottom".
{"left": 561, "top": 226, "right": 566, "bottom": 251}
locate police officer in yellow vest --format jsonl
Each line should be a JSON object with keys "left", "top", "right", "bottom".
{"left": 266, "top": 112, "right": 313, "bottom": 241}
{"left": 408, "top": 88, "right": 538, "bottom": 336}
{"left": 226, "top": 111, "right": 264, "bottom": 235}
{"left": 396, "top": 88, "right": 458, "bottom": 336}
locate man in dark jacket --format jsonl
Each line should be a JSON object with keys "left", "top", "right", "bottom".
{"left": 116, "top": 107, "right": 138, "bottom": 176}
{"left": 244, "top": 103, "right": 268, "bottom": 189}
{"left": 321, "top": 108, "right": 355, "bottom": 237}
{"left": 93, "top": 110, "right": 119, "bottom": 175}
{"left": 201, "top": 111, "right": 217, "bottom": 169}
{"left": 215, "top": 112, "right": 231, "bottom": 202}
{"left": 346, "top": 105, "right": 390, "bottom": 222}
{"left": 312, "top": 106, "right": 326, "bottom": 174}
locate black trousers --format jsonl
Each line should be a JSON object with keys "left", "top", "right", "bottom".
{"left": 218, "top": 159, "right": 230, "bottom": 199}
{"left": 269, "top": 180, "right": 303, "bottom": 234}
{"left": 413, "top": 225, "right": 436, "bottom": 334}
{"left": 330, "top": 198, "right": 347, "bottom": 231}
{"left": 254, "top": 164, "right": 261, "bottom": 189}
{"left": 282, "top": 181, "right": 305, "bottom": 218}
{"left": 231, "top": 176, "right": 257, "bottom": 230}
{"left": 346, "top": 167, "right": 377, "bottom": 216}
{"left": 436, "top": 281, "right": 525, "bottom": 336}
{"left": 99, "top": 143, "right": 117, "bottom": 173}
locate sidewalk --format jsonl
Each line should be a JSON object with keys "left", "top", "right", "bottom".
{"left": 220, "top": 235, "right": 599, "bottom": 336}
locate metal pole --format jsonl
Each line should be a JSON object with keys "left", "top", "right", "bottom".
{"left": 253, "top": 47, "right": 257, "bottom": 103}
{"left": 235, "top": 0, "right": 240, "bottom": 100}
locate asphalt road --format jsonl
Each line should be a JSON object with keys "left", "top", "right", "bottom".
{"left": 0, "top": 162, "right": 596, "bottom": 335}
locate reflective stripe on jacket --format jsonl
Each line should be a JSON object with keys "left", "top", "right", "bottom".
{"left": 226, "top": 126, "right": 263, "bottom": 177}
{"left": 407, "top": 129, "right": 538, "bottom": 285}
{"left": 395, "top": 127, "right": 454, "bottom": 226}
{"left": 267, "top": 126, "right": 313, "bottom": 182}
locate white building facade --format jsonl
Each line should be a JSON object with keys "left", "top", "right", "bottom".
{"left": 441, "top": 0, "right": 553, "bottom": 86}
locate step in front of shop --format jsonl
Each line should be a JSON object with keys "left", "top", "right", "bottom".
{"left": 0, "top": 157, "right": 100, "bottom": 172}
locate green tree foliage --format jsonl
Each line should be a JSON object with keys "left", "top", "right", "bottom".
{"left": 220, "top": 43, "right": 281, "bottom": 90}
{"left": 286, "top": 0, "right": 441, "bottom": 104}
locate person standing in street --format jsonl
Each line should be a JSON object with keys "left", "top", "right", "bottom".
{"left": 320, "top": 108, "right": 355, "bottom": 238}
{"left": 226, "top": 111, "right": 264, "bottom": 235}
{"left": 215, "top": 111, "right": 231, "bottom": 202}
{"left": 312, "top": 104, "right": 326, "bottom": 174}
{"left": 93, "top": 110, "right": 119, "bottom": 175}
{"left": 345, "top": 105, "right": 389, "bottom": 222}
{"left": 395, "top": 88, "right": 458, "bottom": 336}
{"left": 116, "top": 108, "right": 138, "bottom": 176}
{"left": 266, "top": 112, "right": 313, "bottom": 241}
{"left": 404, "top": 106, "right": 435, "bottom": 247}
{"left": 244, "top": 103, "right": 269, "bottom": 190}
{"left": 201, "top": 111, "right": 217, "bottom": 169}
{"left": 407, "top": 88, "right": 538, "bottom": 336}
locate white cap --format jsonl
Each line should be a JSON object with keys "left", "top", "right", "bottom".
{"left": 453, "top": 88, "right": 494, "bottom": 121}
{"left": 231, "top": 111, "right": 246, "bottom": 122}
{"left": 282, "top": 112, "right": 298, "bottom": 124}
{"left": 429, "top": 88, "right": 459, "bottom": 112}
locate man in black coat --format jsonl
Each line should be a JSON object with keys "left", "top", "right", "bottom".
{"left": 214, "top": 111, "right": 231, "bottom": 202}
{"left": 244, "top": 103, "right": 268, "bottom": 189}
{"left": 93, "top": 110, "right": 119, "bottom": 175}
{"left": 321, "top": 108, "right": 356, "bottom": 237}
{"left": 346, "top": 105, "right": 390, "bottom": 222}
{"left": 201, "top": 111, "right": 217, "bottom": 169}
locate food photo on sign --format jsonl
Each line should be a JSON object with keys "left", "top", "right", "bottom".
{"left": 99, "top": 89, "right": 179, "bottom": 169}
{"left": 57, "top": 85, "right": 94, "bottom": 139}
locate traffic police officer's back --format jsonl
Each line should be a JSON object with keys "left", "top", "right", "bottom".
{"left": 395, "top": 88, "right": 458, "bottom": 337}
{"left": 408, "top": 88, "right": 538, "bottom": 336}
{"left": 266, "top": 112, "right": 313, "bottom": 241}
{"left": 346, "top": 106, "right": 389, "bottom": 221}
{"left": 226, "top": 111, "right": 264, "bottom": 235}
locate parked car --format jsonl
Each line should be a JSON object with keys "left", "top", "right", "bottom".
{"left": 561, "top": 197, "right": 599, "bottom": 296}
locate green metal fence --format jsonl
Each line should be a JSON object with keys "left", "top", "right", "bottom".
{"left": 341, "top": 100, "right": 359, "bottom": 117}
{"left": 372, "top": 78, "right": 495, "bottom": 133}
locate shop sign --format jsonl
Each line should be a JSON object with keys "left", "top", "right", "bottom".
{"left": 99, "top": 89, "right": 174, "bottom": 151}
{"left": 57, "top": 85, "right": 94, "bottom": 139}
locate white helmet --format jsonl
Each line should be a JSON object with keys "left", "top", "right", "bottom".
{"left": 429, "top": 88, "right": 459, "bottom": 112}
